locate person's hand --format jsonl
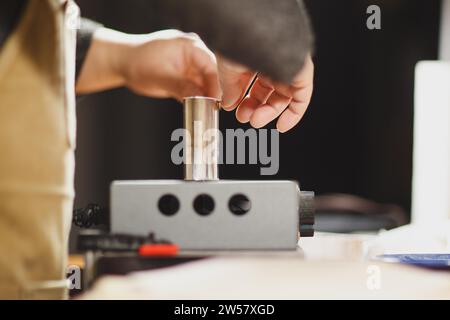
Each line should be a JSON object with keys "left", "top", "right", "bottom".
{"left": 76, "top": 29, "right": 221, "bottom": 101}
{"left": 122, "top": 30, "right": 221, "bottom": 100}
{"left": 218, "top": 55, "right": 314, "bottom": 132}
{"left": 77, "top": 28, "right": 313, "bottom": 133}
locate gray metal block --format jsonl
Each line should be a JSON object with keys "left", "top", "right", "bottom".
{"left": 110, "top": 180, "right": 305, "bottom": 250}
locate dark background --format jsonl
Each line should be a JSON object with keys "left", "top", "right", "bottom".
{"left": 73, "top": 0, "right": 441, "bottom": 225}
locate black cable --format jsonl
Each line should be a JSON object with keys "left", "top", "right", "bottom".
{"left": 72, "top": 203, "right": 109, "bottom": 229}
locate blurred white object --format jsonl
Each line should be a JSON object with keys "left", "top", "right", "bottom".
{"left": 299, "top": 232, "right": 375, "bottom": 261}
{"left": 366, "top": 221, "right": 450, "bottom": 257}
{"left": 439, "top": 0, "right": 450, "bottom": 60}
{"left": 412, "top": 61, "right": 450, "bottom": 224}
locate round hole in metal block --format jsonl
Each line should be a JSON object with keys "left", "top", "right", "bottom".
{"left": 193, "top": 194, "right": 215, "bottom": 216}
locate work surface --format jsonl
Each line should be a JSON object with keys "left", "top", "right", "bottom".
{"left": 82, "top": 227, "right": 450, "bottom": 299}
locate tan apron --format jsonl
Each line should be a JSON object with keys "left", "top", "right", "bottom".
{"left": 0, "top": 0, "right": 78, "bottom": 299}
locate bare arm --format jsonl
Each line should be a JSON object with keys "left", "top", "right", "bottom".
{"left": 76, "top": 28, "right": 220, "bottom": 100}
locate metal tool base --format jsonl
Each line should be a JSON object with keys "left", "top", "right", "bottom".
{"left": 111, "top": 180, "right": 314, "bottom": 250}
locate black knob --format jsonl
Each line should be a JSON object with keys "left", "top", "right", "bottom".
{"left": 229, "top": 194, "right": 251, "bottom": 216}
{"left": 299, "top": 191, "right": 315, "bottom": 237}
{"left": 193, "top": 194, "right": 215, "bottom": 216}
{"left": 158, "top": 194, "right": 180, "bottom": 216}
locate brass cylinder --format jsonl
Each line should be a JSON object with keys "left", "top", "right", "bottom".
{"left": 183, "top": 96, "right": 220, "bottom": 180}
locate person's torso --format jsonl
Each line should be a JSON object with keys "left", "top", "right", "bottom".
{"left": 0, "top": 0, "right": 78, "bottom": 197}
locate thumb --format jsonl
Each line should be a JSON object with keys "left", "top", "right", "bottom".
{"left": 218, "top": 57, "right": 255, "bottom": 110}
{"left": 203, "top": 71, "right": 222, "bottom": 100}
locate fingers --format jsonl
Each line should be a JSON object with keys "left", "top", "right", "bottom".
{"left": 186, "top": 39, "right": 221, "bottom": 99}
{"left": 218, "top": 54, "right": 314, "bottom": 132}
{"left": 217, "top": 57, "right": 255, "bottom": 110}
{"left": 175, "top": 80, "right": 205, "bottom": 101}
{"left": 202, "top": 71, "right": 221, "bottom": 99}
{"left": 276, "top": 98, "right": 309, "bottom": 133}
{"left": 276, "top": 56, "right": 314, "bottom": 132}
{"left": 235, "top": 78, "right": 274, "bottom": 123}
{"left": 250, "top": 91, "right": 292, "bottom": 128}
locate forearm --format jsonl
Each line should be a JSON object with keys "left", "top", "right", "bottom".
{"left": 76, "top": 28, "right": 131, "bottom": 94}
